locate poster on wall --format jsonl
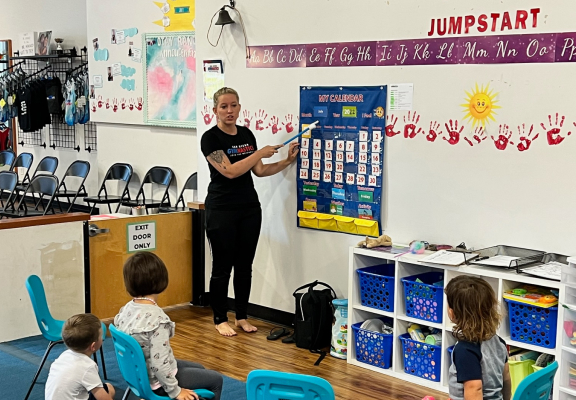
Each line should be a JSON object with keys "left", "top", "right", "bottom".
{"left": 297, "top": 86, "right": 387, "bottom": 237}
{"left": 143, "top": 32, "right": 197, "bottom": 128}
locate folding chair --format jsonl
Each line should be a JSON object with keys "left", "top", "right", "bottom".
{"left": 0, "top": 149, "right": 15, "bottom": 169}
{"left": 83, "top": 163, "right": 133, "bottom": 214}
{"left": 0, "top": 171, "right": 18, "bottom": 213}
{"left": 9, "top": 152, "right": 34, "bottom": 187}
{"left": 159, "top": 172, "right": 197, "bottom": 213}
{"left": 15, "top": 155, "right": 58, "bottom": 193}
{"left": 0, "top": 175, "right": 59, "bottom": 218}
{"left": 54, "top": 160, "right": 90, "bottom": 213}
{"left": 121, "top": 166, "right": 174, "bottom": 214}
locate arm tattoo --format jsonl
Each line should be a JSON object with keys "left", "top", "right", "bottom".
{"left": 208, "top": 150, "right": 227, "bottom": 169}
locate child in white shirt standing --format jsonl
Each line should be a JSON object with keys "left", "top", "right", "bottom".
{"left": 45, "top": 313, "right": 115, "bottom": 400}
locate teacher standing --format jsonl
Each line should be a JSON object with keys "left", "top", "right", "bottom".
{"left": 201, "top": 87, "right": 299, "bottom": 336}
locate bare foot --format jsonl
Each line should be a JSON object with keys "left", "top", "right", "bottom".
{"left": 235, "top": 319, "right": 258, "bottom": 333}
{"left": 215, "top": 322, "right": 237, "bottom": 337}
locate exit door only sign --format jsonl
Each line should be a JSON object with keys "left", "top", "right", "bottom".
{"left": 127, "top": 221, "right": 157, "bottom": 253}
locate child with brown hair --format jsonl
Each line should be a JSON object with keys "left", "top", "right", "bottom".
{"left": 114, "top": 252, "right": 223, "bottom": 400}
{"left": 445, "top": 275, "right": 512, "bottom": 400}
{"left": 45, "top": 313, "right": 115, "bottom": 400}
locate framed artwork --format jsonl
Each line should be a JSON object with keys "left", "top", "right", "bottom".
{"left": 143, "top": 31, "right": 196, "bottom": 128}
{"left": 36, "top": 31, "right": 52, "bottom": 56}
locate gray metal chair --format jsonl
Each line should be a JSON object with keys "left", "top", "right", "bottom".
{"left": 121, "top": 166, "right": 174, "bottom": 214}
{"left": 0, "top": 150, "right": 15, "bottom": 169}
{"left": 159, "top": 172, "right": 197, "bottom": 213}
{"left": 0, "top": 175, "right": 59, "bottom": 218}
{"left": 0, "top": 171, "right": 18, "bottom": 215}
{"left": 9, "top": 152, "right": 33, "bottom": 187}
{"left": 54, "top": 160, "right": 90, "bottom": 213}
{"left": 83, "top": 163, "right": 133, "bottom": 214}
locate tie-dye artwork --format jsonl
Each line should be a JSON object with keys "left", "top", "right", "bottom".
{"left": 143, "top": 32, "right": 196, "bottom": 128}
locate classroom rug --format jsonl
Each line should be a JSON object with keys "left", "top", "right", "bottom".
{"left": 0, "top": 335, "right": 247, "bottom": 400}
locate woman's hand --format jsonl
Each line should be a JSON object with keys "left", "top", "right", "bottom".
{"left": 286, "top": 142, "right": 300, "bottom": 163}
{"left": 258, "top": 145, "right": 282, "bottom": 159}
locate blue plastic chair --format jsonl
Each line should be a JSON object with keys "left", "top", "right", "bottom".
{"left": 109, "top": 325, "right": 215, "bottom": 400}
{"left": 24, "top": 275, "right": 108, "bottom": 400}
{"left": 246, "top": 370, "right": 335, "bottom": 400}
{"left": 512, "top": 361, "right": 558, "bottom": 400}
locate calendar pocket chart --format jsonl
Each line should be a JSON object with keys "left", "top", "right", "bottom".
{"left": 296, "top": 86, "right": 387, "bottom": 237}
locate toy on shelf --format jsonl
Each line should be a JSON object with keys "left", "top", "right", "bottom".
{"left": 357, "top": 234, "right": 392, "bottom": 249}
{"left": 502, "top": 284, "right": 558, "bottom": 308}
{"left": 564, "top": 318, "right": 576, "bottom": 346}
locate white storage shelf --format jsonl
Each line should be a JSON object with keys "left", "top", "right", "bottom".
{"left": 348, "top": 247, "right": 571, "bottom": 399}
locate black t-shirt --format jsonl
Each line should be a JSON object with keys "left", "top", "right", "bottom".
{"left": 201, "top": 125, "right": 260, "bottom": 209}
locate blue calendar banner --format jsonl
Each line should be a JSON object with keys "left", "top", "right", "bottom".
{"left": 297, "top": 86, "right": 386, "bottom": 237}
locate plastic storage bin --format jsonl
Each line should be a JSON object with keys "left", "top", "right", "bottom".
{"left": 352, "top": 321, "right": 393, "bottom": 369}
{"left": 401, "top": 272, "right": 444, "bottom": 323}
{"left": 447, "top": 345, "right": 454, "bottom": 364}
{"left": 399, "top": 333, "right": 441, "bottom": 382}
{"left": 509, "top": 358, "right": 536, "bottom": 395}
{"left": 506, "top": 299, "right": 558, "bottom": 349}
{"left": 357, "top": 264, "right": 395, "bottom": 312}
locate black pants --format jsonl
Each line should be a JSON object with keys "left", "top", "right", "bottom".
{"left": 206, "top": 206, "right": 262, "bottom": 324}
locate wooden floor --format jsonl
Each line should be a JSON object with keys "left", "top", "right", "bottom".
{"left": 156, "top": 305, "right": 446, "bottom": 400}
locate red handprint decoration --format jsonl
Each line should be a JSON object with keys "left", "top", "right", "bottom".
{"left": 491, "top": 124, "right": 514, "bottom": 150}
{"left": 268, "top": 116, "right": 282, "bottom": 134}
{"left": 255, "top": 109, "right": 268, "bottom": 131}
{"left": 517, "top": 124, "right": 538, "bottom": 152}
{"left": 282, "top": 114, "right": 297, "bottom": 133}
{"left": 464, "top": 127, "right": 487, "bottom": 146}
{"left": 442, "top": 120, "right": 463, "bottom": 145}
{"left": 385, "top": 115, "right": 400, "bottom": 137}
{"left": 403, "top": 111, "right": 423, "bottom": 139}
{"left": 201, "top": 105, "right": 215, "bottom": 125}
{"left": 426, "top": 121, "right": 442, "bottom": 142}
{"left": 541, "top": 113, "right": 571, "bottom": 146}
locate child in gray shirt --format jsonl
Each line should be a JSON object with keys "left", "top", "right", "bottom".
{"left": 445, "top": 275, "right": 511, "bottom": 400}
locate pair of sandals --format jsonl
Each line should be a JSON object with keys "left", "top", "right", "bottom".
{"left": 266, "top": 327, "right": 294, "bottom": 343}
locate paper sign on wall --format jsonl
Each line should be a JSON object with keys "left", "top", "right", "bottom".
{"left": 127, "top": 221, "right": 156, "bottom": 253}
{"left": 388, "top": 83, "right": 413, "bottom": 111}
{"left": 19, "top": 32, "right": 37, "bottom": 56}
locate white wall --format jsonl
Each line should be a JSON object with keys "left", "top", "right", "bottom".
{"left": 0, "top": 222, "right": 85, "bottom": 342}
{"left": 195, "top": 0, "right": 576, "bottom": 314}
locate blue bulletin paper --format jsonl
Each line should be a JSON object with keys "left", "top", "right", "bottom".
{"left": 297, "top": 86, "right": 386, "bottom": 236}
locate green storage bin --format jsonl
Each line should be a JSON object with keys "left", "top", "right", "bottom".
{"left": 509, "top": 359, "right": 536, "bottom": 396}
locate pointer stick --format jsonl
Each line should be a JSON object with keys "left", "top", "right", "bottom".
{"left": 282, "top": 121, "right": 319, "bottom": 145}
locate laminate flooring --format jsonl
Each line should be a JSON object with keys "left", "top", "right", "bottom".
{"left": 148, "top": 305, "right": 447, "bottom": 400}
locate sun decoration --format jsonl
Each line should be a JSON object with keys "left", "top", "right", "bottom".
{"left": 461, "top": 83, "right": 500, "bottom": 128}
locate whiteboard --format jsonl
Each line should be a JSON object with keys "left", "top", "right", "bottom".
{"left": 86, "top": 0, "right": 196, "bottom": 126}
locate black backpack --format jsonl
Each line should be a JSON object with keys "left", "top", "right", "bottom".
{"left": 293, "top": 281, "right": 337, "bottom": 365}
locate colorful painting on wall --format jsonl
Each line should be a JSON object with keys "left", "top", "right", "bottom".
{"left": 143, "top": 32, "right": 196, "bottom": 128}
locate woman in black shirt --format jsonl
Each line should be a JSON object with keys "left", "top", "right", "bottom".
{"left": 201, "top": 87, "right": 299, "bottom": 336}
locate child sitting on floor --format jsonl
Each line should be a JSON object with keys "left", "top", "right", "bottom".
{"left": 446, "top": 275, "right": 511, "bottom": 400}
{"left": 114, "top": 252, "right": 223, "bottom": 400}
{"left": 45, "top": 313, "right": 115, "bottom": 400}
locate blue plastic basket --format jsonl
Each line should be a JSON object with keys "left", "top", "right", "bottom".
{"left": 506, "top": 298, "right": 558, "bottom": 349}
{"left": 401, "top": 272, "right": 444, "bottom": 323}
{"left": 357, "top": 264, "right": 395, "bottom": 312}
{"left": 400, "top": 333, "right": 442, "bottom": 382}
{"left": 352, "top": 321, "right": 393, "bottom": 369}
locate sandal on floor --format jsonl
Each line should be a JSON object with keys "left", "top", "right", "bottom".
{"left": 282, "top": 333, "right": 295, "bottom": 344}
{"left": 267, "top": 327, "right": 291, "bottom": 341}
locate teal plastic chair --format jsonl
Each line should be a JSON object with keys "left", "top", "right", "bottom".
{"left": 109, "top": 325, "right": 215, "bottom": 400}
{"left": 24, "top": 275, "right": 108, "bottom": 400}
{"left": 246, "top": 370, "right": 335, "bottom": 400}
{"left": 512, "top": 361, "right": 558, "bottom": 400}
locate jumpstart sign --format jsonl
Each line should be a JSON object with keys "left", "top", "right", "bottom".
{"left": 127, "top": 221, "right": 156, "bottom": 253}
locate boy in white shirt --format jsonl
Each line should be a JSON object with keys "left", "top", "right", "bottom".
{"left": 45, "top": 313, "right": 115, "bottom": 400}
